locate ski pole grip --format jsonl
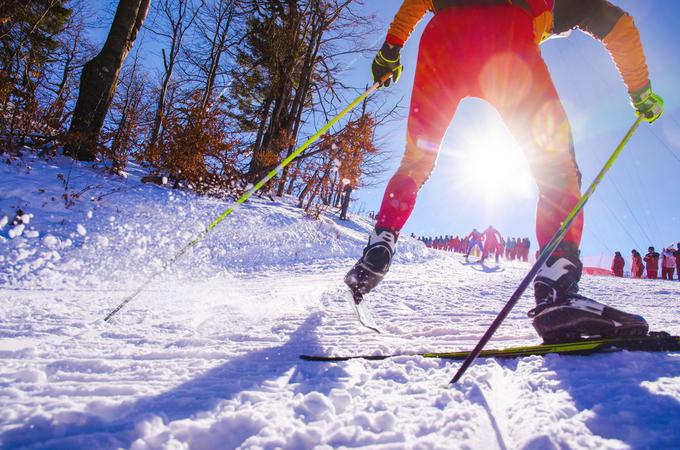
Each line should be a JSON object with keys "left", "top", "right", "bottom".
{"left": 378, "top": 71, "right": 394, "bottom": 87}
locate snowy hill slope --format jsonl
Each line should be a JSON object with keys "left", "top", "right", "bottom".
{"left": 1, "top": 153, "right": 679, "bottom": 450}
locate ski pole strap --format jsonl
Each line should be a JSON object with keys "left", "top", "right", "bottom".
{"left": 449, "top": 115, "right": 643, "bottom": 384}
{"left": 103, "top": 72, "right": 393, "bottom": 322}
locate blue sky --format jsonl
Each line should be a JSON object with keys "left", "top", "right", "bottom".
{"left": 350, "top": 0, "right": 680, "bottom": 266}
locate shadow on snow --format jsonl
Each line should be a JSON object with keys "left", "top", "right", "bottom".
{"left": 487, "top": 351, "right": 680, "bottom": 448}
{"left": 459, "top": 259, "right": 505, "bottom": 273}
{"left": 1, "top": 312, "right": 345, "bottom": 450}
{"left": 548, "top": 352, "right": 680, "bottom": 448}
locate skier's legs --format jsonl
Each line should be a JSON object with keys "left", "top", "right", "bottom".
{"left": 375, "top": 14, "right": 465, "bottom": 232}
{"left": 468, "top": 240, "right": 482, "bottom": 259}
{"left": 345, "top": 11, "right": 466, "bottom": 298}
{"left": 466, "top": 239, "right": 479, "bottom": 258}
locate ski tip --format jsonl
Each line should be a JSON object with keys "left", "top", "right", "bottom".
{"left": 343, "top": 288, "right": 383, "bottom": 334}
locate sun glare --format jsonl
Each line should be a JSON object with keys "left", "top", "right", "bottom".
{"left": 449, "top": 115, "right": 534, "bottom": 203}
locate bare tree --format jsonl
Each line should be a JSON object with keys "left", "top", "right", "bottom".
{"left": 183, "top": 0, "right": 242, "bottom": 110}
{"left": 147, "top": 0, "right": 201, "bottom": 148}
{"left": 227, "top": 0, "right": 377, "bottom": 194}
{"left": 65, "top": 0, "right": 150, "bottom": 161}
{"left": 39, "top": 1, "right": 92, "bottom": 137}
{"left": 103, "top": 48, "right": 148, "bottom": 172}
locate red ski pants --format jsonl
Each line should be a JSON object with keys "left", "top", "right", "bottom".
{"left": 376, "top": 5, "right": 583, "bottom": 250}
{"left": 661, "top": 268, "right": 674, "bottom": 280}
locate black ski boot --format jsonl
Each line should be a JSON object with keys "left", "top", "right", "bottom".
{"left": 529, "top": 243, "right": 648, "bottom": 343}
{"left": 344, "top": 228, "right": 398, "bottom": 300}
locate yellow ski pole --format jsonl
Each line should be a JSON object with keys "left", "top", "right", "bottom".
{"left": 104, "top": 73, "right": 394, "bottom": 322}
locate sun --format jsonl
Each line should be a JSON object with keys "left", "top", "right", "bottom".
{"left": 449, "top": 112, "right": 534, "bottom": 204}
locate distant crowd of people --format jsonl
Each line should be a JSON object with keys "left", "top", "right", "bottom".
{"left": 413, "top": 226, "right": 531, "bottom": 264}
{"left": 611, "top": 243, "right": 680, "bottom": 280}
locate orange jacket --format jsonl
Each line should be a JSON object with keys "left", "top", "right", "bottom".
{"left": 385, "top": 0, "right": 649, "bottom": 92}
{"left": 632, "top": 254, "right": 644, "bottom": 276}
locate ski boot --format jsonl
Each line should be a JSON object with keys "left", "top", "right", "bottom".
{"left": 344, "top": 228, "right": 398, "bottom": 301}
{"left": 529, "top": 244, "right": 648, "bottom": 344}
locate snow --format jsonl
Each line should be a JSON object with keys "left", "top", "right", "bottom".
{"left": 1, "top": 151, "right": 679, "bottom": 449}
{"left": 23, "top": 229, "right": 39, "bottom": 239}
{"left": 8, "top": 223, "right": 24, "bottom": 238}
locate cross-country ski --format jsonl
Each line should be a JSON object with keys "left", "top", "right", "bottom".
{"left": 301, "top": 332, "right": 680, "bottom": 362}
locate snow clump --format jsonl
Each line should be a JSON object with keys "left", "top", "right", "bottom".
{"left": 9, "top": 224, "right": 25, "bottom": 238}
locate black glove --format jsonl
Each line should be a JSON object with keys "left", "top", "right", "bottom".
{"left": 372, "top": 41, "right": 403, "bottom": 88}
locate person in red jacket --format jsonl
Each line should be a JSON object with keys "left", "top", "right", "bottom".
{"left": 345, "top": 0, "right": 662, "bottom": 342}
{"left": 452, "top": 235, "right": 461, "bottom": 253}
{"left": 631, "top": 249, "right": 644, "bottom": 279}
{"left": 644, "top": 246, "right": 660, "bottom": 279}
{"left": 481, "top": 225, "right": 503, "bottom": 264}
{"left": 611, "top": 251, "right": 625, "bottom": 277}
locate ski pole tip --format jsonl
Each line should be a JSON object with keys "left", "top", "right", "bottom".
{"left": 449, "top": 366, "right": 467, "bottom": 385}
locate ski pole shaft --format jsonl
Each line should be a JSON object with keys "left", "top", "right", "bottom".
{"left": 449, "top": 115, "right": 643, "bottom": 384}
{"left": 104, "top": 73, "right": 394, "bottom": 322}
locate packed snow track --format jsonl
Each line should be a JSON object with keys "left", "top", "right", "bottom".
{"left": 1, "top": 154, "right": 679, "bottom": 449}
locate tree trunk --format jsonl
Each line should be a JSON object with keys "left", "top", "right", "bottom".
{"left": 339, "top": 185, "right": 351, "bottom": 220}
{"left": 286, "top": 165, "right": 298, "bottom": 195}
{"left": 248, "top": 76, "right": 292, "bottom": 180}
{"left": 247, "top": 4, "right": 305, "bottom": 181}
{"left": 305, "top": 174, "right": 324, "bottom": 211}
{"left": 148, "top": 47, "right": 174, "bottom": 148}
{"left": 65, "top": 0, "right": 150, "bottom": 161}
{"left": 148, "top": 0, "right": 197, "bottom": 148}
{"left": 47, "top": 31, "right": 80, "bottom": 125}
{"left": 276, "top": 11, "right": 323, "bottom": 196}
{"left": 297, "top": 167, "right": 320, "bottom": 208}
{"left": 200, "top": 1, "right": 235, "bottom": 110}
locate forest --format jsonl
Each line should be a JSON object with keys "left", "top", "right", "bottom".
{"left": 1, "top": 0, "right": 398, "bottom": 214}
